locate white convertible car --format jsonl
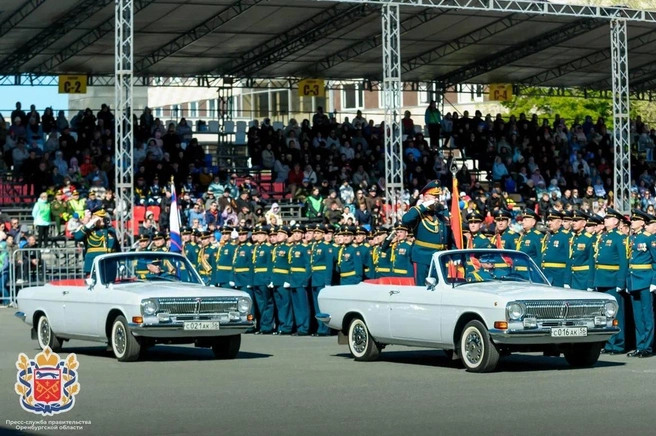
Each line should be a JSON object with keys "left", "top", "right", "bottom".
{"left": 317, "top": 249, "right": 620, "bottom": 372}
{"left": 15, "top": 252, "right": 255, "bottom": 362}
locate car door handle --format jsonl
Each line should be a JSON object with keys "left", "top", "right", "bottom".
{"left": 62, "top": 291, "right": 69, "bottom": 295}
{"left": 389, "top": 290, "right": 400, "bottom": 295}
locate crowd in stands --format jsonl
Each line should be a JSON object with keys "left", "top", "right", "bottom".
{"left": 1, "top": 98, "right": 655, "bottom": 252}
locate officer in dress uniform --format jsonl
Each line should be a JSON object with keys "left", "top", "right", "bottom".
{"left": 182, "top": 227, "right": 199, "bottom": 264}
{"left": 134, "top": 234, "right": 150, "bottom": 252}
{"left": 626, "top": 210, "right": 655, "bottom": 358}
{"left": 466, "top": 253, "right": 498, "bottom": 282}
{"left": 354, "top": 227, "right": 374, "bottom": 279}
{"left": 373, "top": 229, "right": 393, "bottom": 278}
{"left": 401, "top": 180, "right": 453, "bottom": 286}
{"left": 150, "top": 231, "right": 177, "bottom": 274}
{"left": 516, "top": 208, "right": 544, "bottom": 278}
{"left": 594, "top": 208, "right": 629, "bottom": 355}
{"left": 336, "top": 226, "right": 363, "bottom": 285}
{"left": 133, "top": 234, "right": 153, "bottom": 278}
{"left": 564, "top": 210, "right": 595, "bottom": 291}
{"left": 196, "top": 231, "right": 216, "bottom": 285}
{"left": 74, "top": 208, "right": 118, "bottom": 275}
{"left": 466, "top": 211, "right": 492, "bottom": 248}
{"left": 492, "top": 209, "right": 520, "bottom": 249}
{"left": 288, "top": 224, "right": 311, "bottom": 336}
{"left": 272, "top": 226, "right": 293, "bottom": 335}
{"left": 251, "top": 225, "right": 275, "bottom": 334}
{"left": 231, "top": 226, "right": 253, "bottom": 290}
{"left": 389, "top": 225, "right": 414, "bottom": 278}
{"left": 561, "top": 210, "right": 573, "bottom": 234}
{"left": 310, "top": 224, "right": 334, "bottom": 336}
{"left": 214, "top": 226, "right": 238, "bottom": 287}
{"left": 541, "top": 208, "right": 571, "bottom": 287}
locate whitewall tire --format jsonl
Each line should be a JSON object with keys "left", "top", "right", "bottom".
{"left": 37, "top": 315, "right": 62, "bottom": 351}
{"left": 111, "top": 316, "right": 142, "bottom": 362}
{"left": 348, "top": 318, "right": 380, "bottom": 362}
{"left": 459, "top": 320, "right": 499, "bottom": 373}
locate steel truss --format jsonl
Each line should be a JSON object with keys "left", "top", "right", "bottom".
{"left": 382, "top": 4, "right": 403, "bottom": 224}
{"left": 217, "top": 81, "right": 234, "bottom": 158}
{"left": 0, "top": 0, "right": 47, "bottom": 38}
{"left": 115, "top": 0, "right": 135, "bottom": 250}
{"left": 312, "top": 0, "right": 656, "bottom": 23}
{"left": 610, "top": 19, "right": 631, "bottom": 215}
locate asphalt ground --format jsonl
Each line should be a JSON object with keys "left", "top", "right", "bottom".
{"left": 0, "top": 309, "right": 655, "bottom": 436}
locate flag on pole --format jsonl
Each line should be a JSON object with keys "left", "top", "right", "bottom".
{"left": 451, "top": 175, "right": 464, "bottom": 249}
{"left": 169, "top": 182, "right": 182, "bottom": 253}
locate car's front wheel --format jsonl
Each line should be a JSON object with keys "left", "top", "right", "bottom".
{"left": 111, "top": 316, "right": 142, "bottom": 362}
{"left": 36, "top": 314, "right": 62, "bottom": 352}
{"left": 211, "top": 335, "right": 241, "bottom": 359}
{"left": 347, "top": 317, "right": 380, "bottom": 361}
{"left": 459, "top": 320, "right": 500, "bottom": 373}
{"left": 564, "top": 342, "right": 602, "bottom": 368}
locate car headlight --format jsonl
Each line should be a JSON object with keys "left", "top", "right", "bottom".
{"left": 141, "top": 298, "right": 159, "bottom": 316}
{"left": 238, "top": 297, "right": 251, "bottom": 314}
{"left": 506, "top": 302, "right": 525, "bottom": 321}
{"left": 604, "top": 301, "right": 618, "bottom": 318}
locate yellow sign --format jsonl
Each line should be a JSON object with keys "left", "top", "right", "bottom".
{"left": 298, "top": 79, "right": 325, "bottom": 97}
{"left": 58, "top": 75, "right": 87, "bottom": 94}
{"left": 488, "top": 83, "right": 513, "bottom": 102}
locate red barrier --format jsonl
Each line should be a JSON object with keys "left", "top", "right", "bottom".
{"left": 363, "top": 277, "right": 416, "bottom": 286}
{"left": 49, "top": 279, "right": 86, "bottom": 286}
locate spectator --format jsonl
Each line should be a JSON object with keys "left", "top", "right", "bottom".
{"left": 31, "top": 192, "right": 51, "bottom": 248}
{"left": 355, "top": 202, "right": 371, "bottom": 225}
{"left": 265, "top": 203, "right": 281, "bottom": 225}
{"left": 425, "top": 100, "right": 442, "bottom": 147}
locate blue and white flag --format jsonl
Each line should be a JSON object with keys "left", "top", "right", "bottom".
{"left": 169, "top": 182, "right": 182, "bottom": 253}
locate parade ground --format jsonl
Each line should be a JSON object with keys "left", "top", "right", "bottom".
{"left": 0, "top": 310, "right": 655, "bottom": 436}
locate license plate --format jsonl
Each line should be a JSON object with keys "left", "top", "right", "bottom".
{"left": 183, "top": 321, "right": 221, "bottom": 331}
{"left": 550, "top": 327, "right": 587, "bottom": 337}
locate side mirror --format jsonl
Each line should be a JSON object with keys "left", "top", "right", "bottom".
{"left": 85, "top": 277, "right": 96, "bottom": 288}
{"left": 425, "top": 277, "right": 437, "bottom": 289}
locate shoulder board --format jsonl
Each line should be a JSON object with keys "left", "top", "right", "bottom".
{"left": 584, "top": 232, "right": 592, "bottom": 237}
{"left": 644, "top": 231, "right": 652, "bottom": 237}
{"left": 508, "top": 230, "right": 516, "bottom": 235}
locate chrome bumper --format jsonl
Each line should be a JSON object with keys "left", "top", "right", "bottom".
{"left": 127, "top": 321, "right": 255, "bottom": 338}
{"left": 315, "top": 312, "right": 331, "bottom": 323}
{"left": 489, "top": 327, "right": 621, "bottom": 345}
{"left": 15, "top": 311, "right": 26, "bottom": 321}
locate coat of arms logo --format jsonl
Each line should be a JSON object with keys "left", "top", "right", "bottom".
{"left": 15, "top": 347, "right": 80, "bottom": 416}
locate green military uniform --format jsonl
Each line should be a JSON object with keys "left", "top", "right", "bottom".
{"left": 232, "top": 228, "right": 254, "bottom": 290}
{"left": 310, "top": 224, "right": 334, "bottom": 335}
{"left": 272, "top": 226, "right": 293, "bottom": 334}
{"left": 516, "top": 209, "right": 544, "bottom": 277}
{"left": 564, "top": 210, "right": 595, "bottom": 290}
{"left": 336, "top": 226, "right": 363, "bottom": 285}
{"left": 74, "top": 209, "right": 118, "bottom": 274}
{"left": 354, "top": 227, "right": 375, "bottom": 279}
{"left": 541, "top": 208, "right": 571, "bottom": 287}
{"left": 466, "top": 212, "right": 493, "bottom": 249}
{"left": 183, "top": 227, "right": 199, "bottom": 265}
{"left": 289, "top": 225, "right": 311, "bottom": 335}
{"left": 196, "top": 232, "right": 216, "bottom": 285}
{"left": 252, "top": 225, "right": 275, "bottom": 334}
{"left": 214, "top": 227, "right": 238, "bottom": 287}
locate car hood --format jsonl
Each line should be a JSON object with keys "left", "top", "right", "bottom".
{"left": 111, "top": 282, "right": 248, "bottom": 299}
{"left": 459, "top": 282, "right": 613, "bottom": 301}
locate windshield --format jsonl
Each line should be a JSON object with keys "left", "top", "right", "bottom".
{"left": 97, "top": 253, "right": 203, "bottom": 286}
{"left": 438, "top": 250, "right": 549, "bottom": 286}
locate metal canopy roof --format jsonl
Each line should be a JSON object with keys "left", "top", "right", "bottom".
{"left": 1, "top": 0, "right": 656, "bottom": 91}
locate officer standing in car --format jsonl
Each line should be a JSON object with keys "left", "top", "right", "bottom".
{"left": 74, "top": 208, "right": 118, "bottom": 275}
{"left": 564, "top": 210, "right": 595, "bottom": 291}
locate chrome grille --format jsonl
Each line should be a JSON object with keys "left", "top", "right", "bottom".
{"left": 520, "top": 300, "right": 606, "bottom": 320}
{"left": 157, "top": 297, "right": 238, "bottom": 315}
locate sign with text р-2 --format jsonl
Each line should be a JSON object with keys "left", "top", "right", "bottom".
{"left": 58, "top": 75, "right": 88, "bottom": 94}
{"left": 298, "top": 79, "right": 325, "bottom": 98}
{"left": 488, "top": 84, "right": 513, "bottom": 102}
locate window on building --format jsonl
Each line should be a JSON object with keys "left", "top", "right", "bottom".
{"left": 208, "top": 99, "right": 216, "bottom": 119}
{"left": 189, "top": 101, "right": 198, "bottom": 118}
{"left": 172, "top": 104, "right": 180, "bottom": 119}
{"left": 457, "top": 85, "right": 484, "bottom": 105}
{"left": 342, "top": 84, "right": 364, "bottom": 110}
{"left": 420, "top": 83, "right": 438, "bottom": 105}
{"left": 154, "top": 107, "right": 162, "bottom": 118}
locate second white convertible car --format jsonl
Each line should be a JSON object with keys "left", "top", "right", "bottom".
{"left": 317, "top": 249, "right": 620, "bottom": 372}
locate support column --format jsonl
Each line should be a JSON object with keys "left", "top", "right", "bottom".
{"left": 610, "top": 19, "right": 630, "bottom": 214}
{"left": 217, "top": 78, "right": 234, "bottom": 167}
{"left": 115, "top": 0, "right": 134, "bottom": 249}
{"left": 382, "top": 4, "right": 403, "bottom": 224}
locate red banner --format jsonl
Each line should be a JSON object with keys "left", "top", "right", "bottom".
{"left": 451, "top": 176, "right": 463, "bottom": 249}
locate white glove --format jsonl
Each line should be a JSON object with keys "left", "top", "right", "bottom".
{"left": 268, "top": 282, "right": 274, "bottom": 289}
{"left": 283, "top": 282, "right": 291, "bottom": 289}
{"left": 650, "top": 285, "right": 656, "bottom": 293}
{"left": 586, "top": 288, "right": 594, "bottom": 292}
{"left": 85, "top": 216, "right": 98, "bottom": 229}
{"left": 563, "top": 284, "right": 570, "bottom": 289}
{"left": 246, "top": 285, "right": 251, "bottom": 289}
{"left": 229, "top": 281, "right": 235, "bottom": 287}
{"left": 419, "top": 199, "right": 436, "bottom": 211}
{"left": 616, "top": 287, "right": 625, "bottom": 293}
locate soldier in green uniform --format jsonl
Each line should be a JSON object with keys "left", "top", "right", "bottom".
{"left": 594, "top": 209, "right": 628, "bottom": 355}
{"left": 272, "top": 226, "right": 293, "bottom": 335}
{"left": 288, "top": 224, "right": 311, "bottom": 335}
{"left": 374, "top": 228, "right": 393, "bottom": 277}
{"left": 231, "top": 226, "right": 253, "bottom": 290}
{"left": 564, "top": 210, "right": 595, "bottom": 291}
{"left": 541, "top": 208, "right": 571, "bottom": 287}
{"left": 196, "top": 231, "right": 216, "bottom": 285}
{"left": 389, "top": 225, "right": 414, "bottom": 278}
{"left": 515, "top": 208, "right": 544, "bottom": 278}
{"left": 561, "top": 210, "right": 573, "bottom": 235}
{"left": 401, "top": 180, "right": 453, "bottom": 285}
{"left": 214, "top": 226, "right": 238, "bottom": 287}
{"left": 74, "top": 208, "right": 118, "bottom": 275}
{"left": 182, "top": 227, "right": 199, "bottom": 264}
{"left": 492, "top": 209, "right": 520, "bottom": 250}
{"left": 336, "top": 226, "right": 363, "bottom": 285}
{"left": 626, "top": 210, "right": 655, "bottom": 358}
{"left": 133, "top": 234, "right": 150, "bottom": 252}
{"left": 369, "top": 229, "right": 383, "bottom": 279}
{"left": 466, "top": 254, "right": 498, "bottom": 282}
{"left": 310, "top": 224, "right": 334, "bottom": 336}
{"left": 251, "top": 225, "right": 275, "bottom": 334}
{"left": 466, "top": 211, "right": 493, "bottom": 248}
{"left": 354, "top": 227, "right": 375, "bottom": 279}
{"left": 133, "top": 234, "right": 153, "bottom": 278}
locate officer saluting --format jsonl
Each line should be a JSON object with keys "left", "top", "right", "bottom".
{"left": 564, "top": 210, "right": 595, "bottom": 291}
{"left": 594, "top": 208, "right": 628, "bottom": 355}
{"left": 74, "top": 208, "right": 118, "bottom": 275}
{"left": 626, "top": 209, "right": 655, "bottom": 358}
{"left": 466, "top": 211, "right": 492, "bottom": 248}
{"left": 401, "top": 180, "right": 453, "bottom": 285}
{"left": 541, "top": 208, "right": 570, "bottom": 287}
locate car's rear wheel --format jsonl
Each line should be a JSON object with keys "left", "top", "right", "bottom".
{"left": 36, "top": 315, "right": 62, "bottom": 352}
{"left": 564, "top": 342, "right": 602, "bottom": 368}
{"left": 211, "top": 335, "right": 241, "bottom": 359}
{"left": 111, "top": 316, "right": 141, "bottom": 362}
{"left": 348, "top": 317, "right": 380, "bottom": 361}
{"left": 459, "top": 320, "right": 500, "bottom": 373}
